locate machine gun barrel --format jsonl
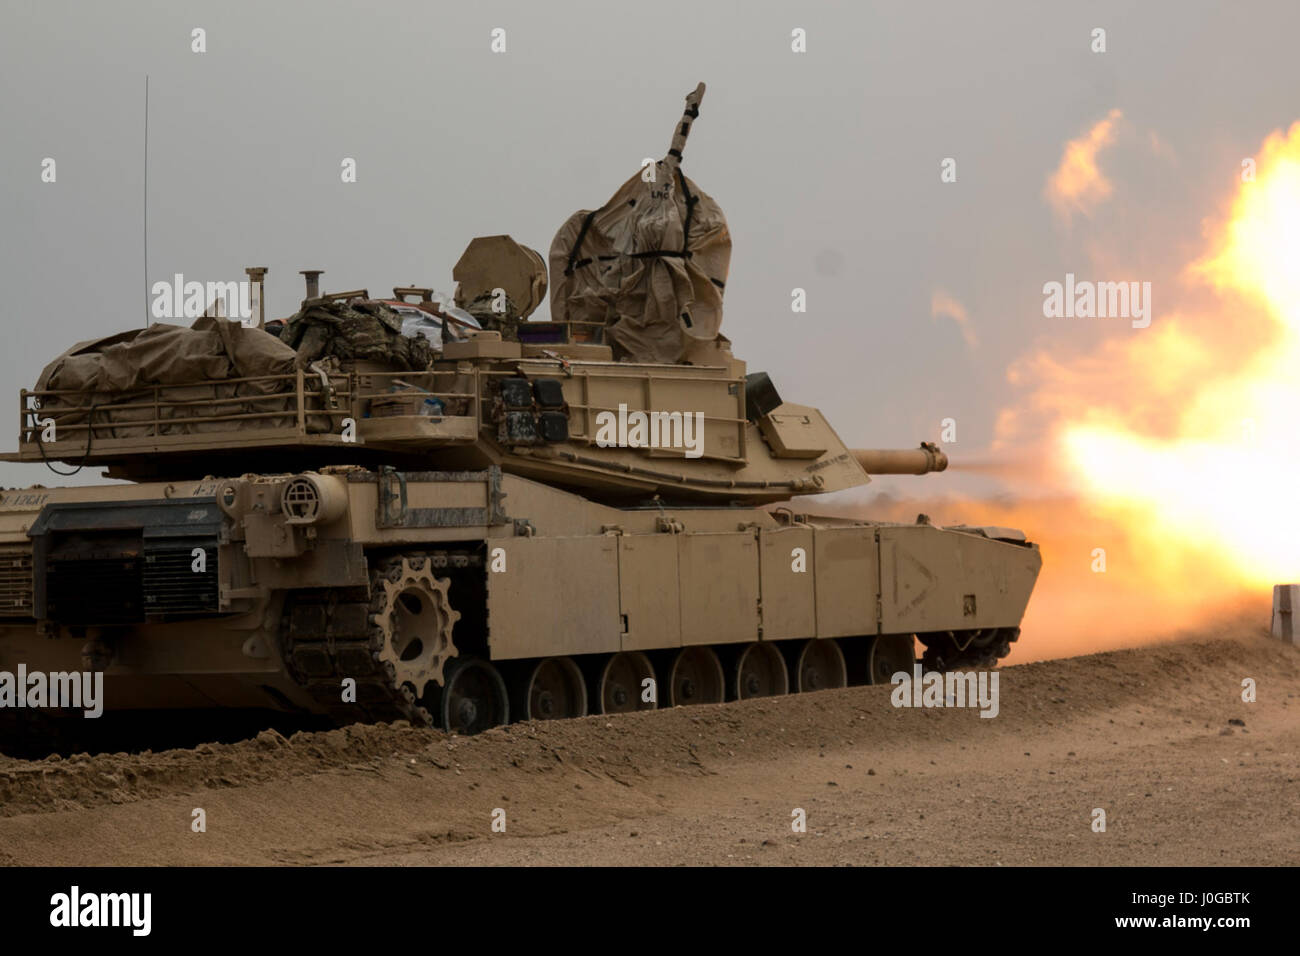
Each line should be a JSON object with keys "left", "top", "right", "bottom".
{"left": 852, "top": 442, "right": 948, "bottom": 475}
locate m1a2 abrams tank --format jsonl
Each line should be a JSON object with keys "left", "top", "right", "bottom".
{"left": 0, "top": 84, "right": 1040, "bottom": 742}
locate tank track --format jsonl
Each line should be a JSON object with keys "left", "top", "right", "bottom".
{"left": 919, "top": 626, "right": 1019, "bottom": 672}
{"left": 281, "top": 564, "right": 1015, "bottom": 730}
{"left": 282, "top": 586, "right": 420, "bottom": 725}
{"left": 280, "top": 550, "right": 480, "bottom": 728}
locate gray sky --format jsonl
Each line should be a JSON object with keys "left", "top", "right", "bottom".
{"left": 2, "top": 0, "right": 1297, "bottom": 495}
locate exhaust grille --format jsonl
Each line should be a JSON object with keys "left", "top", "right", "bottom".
{"left": 47, "top": 541, "right": 144, "bottom": 625}
{"left": 28, "top": 497, "right": 225, "bottom": 625}
{"left": 143, "top": 543, "right": 218, "bottom": 615}
{"left": 0, "top": 545, "right": 34, "bottom": 617}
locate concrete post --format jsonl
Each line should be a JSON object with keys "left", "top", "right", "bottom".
{"left": 1272, "top": 585, "right": 1299, "bottom": 643}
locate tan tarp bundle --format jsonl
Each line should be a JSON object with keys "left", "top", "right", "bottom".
{"left": 548, "top": 83, "right": 731, "bottom": 364}
{"left": 33, "top": 317, "right": 323, "bottom": 440}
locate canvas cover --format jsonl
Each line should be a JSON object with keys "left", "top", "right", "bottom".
{"left": 33, "top": 317, "right": 323, "bottom": 440}
{"left": 548, "top": 84, "right": 731, "bottom": 364}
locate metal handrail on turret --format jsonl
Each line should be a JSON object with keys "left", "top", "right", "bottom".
{"left": 7, "top": 366, "right": 485, "bottom": 464}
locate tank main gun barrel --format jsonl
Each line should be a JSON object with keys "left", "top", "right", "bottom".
{"left": 852, "top": 442, "right": 948, "bottom": 475}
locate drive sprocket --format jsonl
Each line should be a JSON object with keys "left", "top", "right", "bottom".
{"left": 371, "top": 556, "right": 460, "bottom": 700}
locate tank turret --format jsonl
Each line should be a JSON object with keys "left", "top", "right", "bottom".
{"left": 3, "top": 322, "right": 950, "bottom": 505}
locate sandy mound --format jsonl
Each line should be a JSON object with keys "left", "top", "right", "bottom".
{"left": 1, "top": 624, "right": 1295, "bottom": 866}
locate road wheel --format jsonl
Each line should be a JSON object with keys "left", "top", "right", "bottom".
{"left": 438, "top": 657, "right": 509, "bottom": 734}
{"left": 666, "top": 646, "right": 725, "bottom": 706}
{"left": 521, "top": 656, "right": 588, "bottom": 720}
{"left": 792, "top": 638, "right": 847, "bottom": 693}
{"left": 867, "top": 634, "right": 916, "bottom": 684}
{"left": 731, "top": 642, "right": 789, "bottom": 699}
{"left": 593, "top": 652, "right": 657, "bottom": 714}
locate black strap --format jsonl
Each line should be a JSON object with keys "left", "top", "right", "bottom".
{"left": 676, "top": 168, "right": 698, "bottom": 257}
{"left": 563, "top": 169, "right": 702, "bottom": 276}
{"left": 564, "top": 210, "right": 599, "bottom": 276}
{"left": 630, "top": 250, "right": 689, "bottom": 259}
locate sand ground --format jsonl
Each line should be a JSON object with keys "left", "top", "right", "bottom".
{"left": 0, "top": 627, "right": 1295, "bottom": 866}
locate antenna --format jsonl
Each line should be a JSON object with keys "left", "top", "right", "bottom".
{"left": 143, "top": 74, "right": 149, "bottom": 328}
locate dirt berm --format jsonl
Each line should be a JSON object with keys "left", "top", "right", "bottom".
{"left": 0, "top": 624, "right": 1295, "bottom": 866}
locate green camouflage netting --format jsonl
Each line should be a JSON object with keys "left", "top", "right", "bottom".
{"left": 281, "top": 298, "right": 433, "bottom": 371}
{"left": 462, "top": 290, "right": 520, "bottom": 342}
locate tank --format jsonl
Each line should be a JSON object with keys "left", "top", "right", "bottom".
{"left": 0, "top": 86, "right": 1040, "bottom": 744}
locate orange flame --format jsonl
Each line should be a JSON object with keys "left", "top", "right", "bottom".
{"left": 1045, "top": 108, "right": 1123, "bottom": 222}
{"left": 849, "top": 493, "right": 1260, "bottom": 662}
{"left": 1056, "top": 122, "right": 1300, "bottom": 589}
{"left": 847, "top": 123, "right": 1300, "bottom": 661}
